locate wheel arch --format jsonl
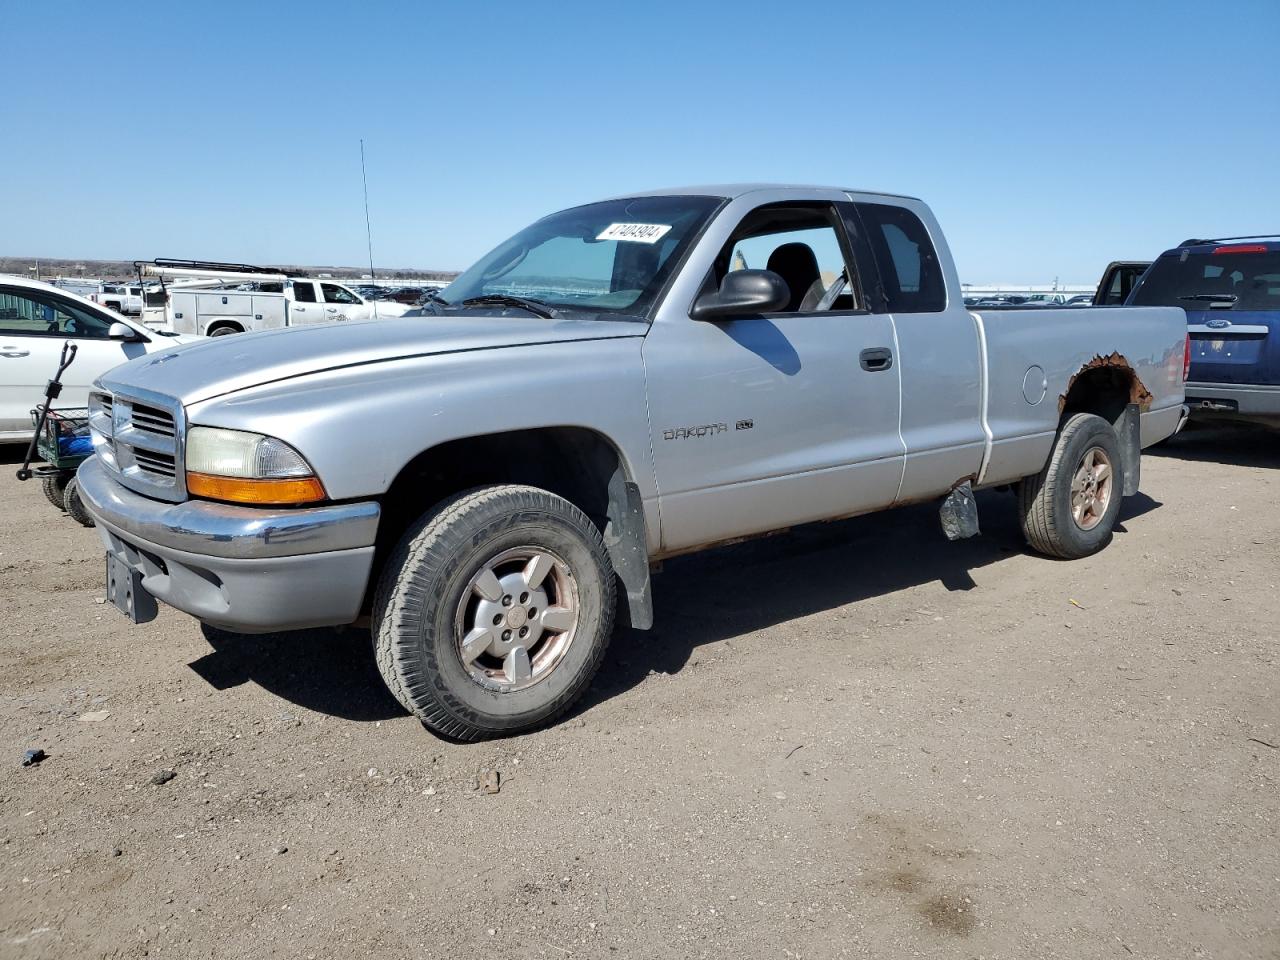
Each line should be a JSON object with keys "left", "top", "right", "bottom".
{"left": 1058, "top": 354, "right": 1149, "bottom": 497}
{"left": 371, "top": 425, "right": 653, "bottom": 629}
{"left": 1058, "top": 353, "right": 1152, "bottom": 422}
{"left": 205, "top": 319, "right": 245, "bottom": 336}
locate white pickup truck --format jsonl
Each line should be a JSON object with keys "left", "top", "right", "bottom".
{"left": 82, "top": 184, "right": 1188, "bottom": 740}
{"left": 136, "top": 261, "right": 409, "bottom": 336}
{"left": 91, "top": 283, "right": 143, "bottom": 315}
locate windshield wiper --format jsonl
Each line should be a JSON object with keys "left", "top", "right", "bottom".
{"left": 1179, "top": 294, "right": 1237, "bottom": 304}
{"left": 457, "top": 294, "right": 557, "bottom": 319}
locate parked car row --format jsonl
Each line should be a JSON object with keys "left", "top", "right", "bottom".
{"left": 963, "top": 292, "right": 1094, "bottom": 307}
{"left": 356, "top": 284, "right": 446, "bottom": 305}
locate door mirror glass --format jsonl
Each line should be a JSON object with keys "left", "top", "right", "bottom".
{"left": 691, "top": 269, "right": 790, "bottom": 321}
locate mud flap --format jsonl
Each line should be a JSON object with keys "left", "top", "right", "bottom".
{"left": 940, "top": 480, "right": 980, "bottom": 541}
{"left": 1117, "top": 402, "right": 1141, "bottom": 496}
{"left": 604, "top": 477, "right": 653, "bottom": 630}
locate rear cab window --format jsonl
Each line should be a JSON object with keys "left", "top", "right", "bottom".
{"left": 851, "top": 202, "right": 946, "bottom": 313}
{"left": 292, "top": 281, "right": 317, "bottom": 303}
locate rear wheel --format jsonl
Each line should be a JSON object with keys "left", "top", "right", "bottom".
{"left": 42, "top": 474, "right": 70, "bottom": 510}
{"left": 208, "top": 324, "right": 242, "bottom": 337}
{"left": 373, "top": 484, "right": 615, "bottom": 740}
{"left": 63, "top": 477, "right": 95, "bottom": 527}
{"left": 1017, "top": 413, "right": 1123, "bottom": 559}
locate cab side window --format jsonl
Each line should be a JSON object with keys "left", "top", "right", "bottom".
{"left": 854, "top": 203, "right": 946, "bottom": 313}
{"left": 0, "top": 287, "right": 114, "bottom": 338}
{"left": 321, "top": 283, "right": 360, "bottom": 305}
{"left": 292, "top": 282, "right": 317, "bottom": 303}
{"left": 716, "top": 204, "right": 860, "bottom": 313}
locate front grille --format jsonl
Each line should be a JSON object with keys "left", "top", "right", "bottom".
{"left": 90, "top": 387, "right": 186, "bottom": 501}
{"left": 130, "top": 403, "right": 177, "bottom": 438}
{"left": 133, "top": 449, "right": 177, "bottom": 477}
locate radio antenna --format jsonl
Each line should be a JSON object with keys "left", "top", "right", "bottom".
{"left": 360, "top": 138, "right": 373, "bottom": 285}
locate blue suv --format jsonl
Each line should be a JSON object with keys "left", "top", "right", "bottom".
{"left": 1127, "top": 236, "right": 1280, "bottom": 427}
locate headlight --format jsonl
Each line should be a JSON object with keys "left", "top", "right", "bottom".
{"left": 185, "top": 426, "right": 325, "bottom": 505}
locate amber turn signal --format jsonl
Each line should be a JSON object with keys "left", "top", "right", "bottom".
{"left": 186, "top": 472, "right": 326, "bottom": 505}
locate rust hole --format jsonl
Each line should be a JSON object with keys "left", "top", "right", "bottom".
{"left": 1058, "top": 351, "right": 1153, "bottom": 414}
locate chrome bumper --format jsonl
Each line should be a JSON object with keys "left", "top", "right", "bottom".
{"left": 77, "top": 457, "right": 380, "bottom": 633}
{"left": 77, "top": 456, "right": 379, "bottom": 559}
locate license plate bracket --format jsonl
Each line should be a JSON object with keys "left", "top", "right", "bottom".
{"left": 105, "top": 552, "right": 158, "bottom": 624}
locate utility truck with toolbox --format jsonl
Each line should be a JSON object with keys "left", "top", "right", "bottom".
{"left": 136, "top": 259, "right": 409, "bottom": 336}
{"left": 78, "top": 184, "right": 1189, "bottom": 740}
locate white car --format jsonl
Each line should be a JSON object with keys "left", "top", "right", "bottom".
{"left": 0, "top": 275, "right": 196, "bottom": 442}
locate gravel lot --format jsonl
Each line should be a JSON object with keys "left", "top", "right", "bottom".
{"left": 1, "top": 426, "right": 1276, "bottom": 960}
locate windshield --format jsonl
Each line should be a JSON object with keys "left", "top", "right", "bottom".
{"left": 1130, "top": 248, "right": 1280, "bottom": 311}
{"left": 439, "top": 195, "right": 722, "bottom": 316}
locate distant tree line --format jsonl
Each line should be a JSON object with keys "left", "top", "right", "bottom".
{"left": 0, "top": 256, "right": 458, "bottom": 283}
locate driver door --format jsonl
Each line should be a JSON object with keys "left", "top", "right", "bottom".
{"left": 643, "top": 201, "right": 905, "bottom": 553}
{"left": 321, "top": 283, "right": 363, "bottom": 323}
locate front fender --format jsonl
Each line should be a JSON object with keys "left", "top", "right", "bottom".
{"left": 184, "top": 337, "right": 654, "bottom": 507}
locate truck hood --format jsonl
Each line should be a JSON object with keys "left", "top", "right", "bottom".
{"left": 99, "top": 315, "right": 645, "bottom": 405}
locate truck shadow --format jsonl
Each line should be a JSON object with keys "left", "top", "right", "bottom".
{"left": 185, "top": 488, "right": 1161, "bottom": 729}
{"left": 572, "top": 488, "right": 1160, "bottom": 717}
{"left": 190, "top": 624, "right": 402, "bottom": 722}
{"left": 1146, "top": 423, "right": 1280, "bottom": 469}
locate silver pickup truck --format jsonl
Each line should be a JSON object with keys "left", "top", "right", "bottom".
{"left": 78, "top": 184, "right": 1188, "bottom": 740}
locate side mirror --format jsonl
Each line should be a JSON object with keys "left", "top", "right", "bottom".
{"left": 691, "top": 269, "right": 790, "bottom": 321}
{"left": 108, "top": 321, "right": 144, "bottom": 342}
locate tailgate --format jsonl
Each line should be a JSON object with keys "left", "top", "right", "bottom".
{"left": 1187, "top": 309, "right": 1279, "bottom": 385}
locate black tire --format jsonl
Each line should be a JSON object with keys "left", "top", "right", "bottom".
{"left": 373, "top": 484, "right": 616, "bottom": 740}
{"left": 1017, "top": 412, "right": 1123, "bottom": 559}
{"left": 208, "top": 324, "right": 241, "bottom": 337}
{"left": 63, "top": 476, "right": 95, "bottom": 527}
{"left": 42, "top": 474, "right": 70, "bottom": 510}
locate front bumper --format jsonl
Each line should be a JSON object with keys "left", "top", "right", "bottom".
{"left": 77, "top": 456, "right": 379, "bottom": 633}
{"left": 1185, "top": 382, "right": 1280, "bottom": 425}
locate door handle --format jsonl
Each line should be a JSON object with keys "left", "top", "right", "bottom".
{"left": 860, "top": 347, "right": 893, "bottom": 372}
{"left": 1, "top": 347, "right": 31, "bottom": 358}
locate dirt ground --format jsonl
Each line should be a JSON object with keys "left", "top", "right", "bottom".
{"left": 0, "top": 425, "right": 1276, "bottom": 960}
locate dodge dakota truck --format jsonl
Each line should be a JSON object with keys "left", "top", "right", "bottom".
{"left": 77, "top": 185, "right": 1189, "bottom": 740}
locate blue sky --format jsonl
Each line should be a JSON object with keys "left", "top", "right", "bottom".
{"left": 7, "top": 0, "right": 1278, "bottom": 282}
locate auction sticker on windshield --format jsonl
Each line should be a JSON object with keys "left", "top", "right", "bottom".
{"left": 597, "top": 223, "right": 672, "bottom": 244}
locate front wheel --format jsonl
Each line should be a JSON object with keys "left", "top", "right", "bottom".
{"left": 373, "top": 485, "right": 616, "bottom": 740}
{"left": 1017, "top": 413, "right": 1123, "bottom": 559}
